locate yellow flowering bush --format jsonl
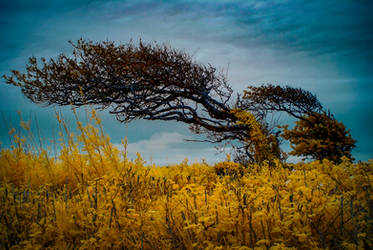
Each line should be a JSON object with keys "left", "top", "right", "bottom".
{"left": 0, "top": 110, "right": 372, "bottom": 249}
{"left": 231, "top": 109, "right": 280, "bottom": 163}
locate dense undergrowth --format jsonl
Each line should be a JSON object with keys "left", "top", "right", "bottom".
{"left": 0, "top": 111, "right": 372, "bottom": 249}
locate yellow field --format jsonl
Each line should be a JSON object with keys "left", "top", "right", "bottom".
{"left": 0, "top": 111, "right": 372, "bottom": 249}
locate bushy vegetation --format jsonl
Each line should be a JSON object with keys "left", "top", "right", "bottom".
{"left": 0, "top": 111, "right": 372, "bottom": 249}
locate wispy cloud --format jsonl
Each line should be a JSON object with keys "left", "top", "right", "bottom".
{"left": 114, "top": 132, "right": 226, "bottom": 165}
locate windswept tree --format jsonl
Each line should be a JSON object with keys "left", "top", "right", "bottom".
{"left": 241, "top": 85, "right": 356, "bottom": 163}
{"left": 3, "top": 39, "right": 355, "bottom": 163}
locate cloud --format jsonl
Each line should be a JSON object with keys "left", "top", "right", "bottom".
{"left": 128, "top": 132, "right": 189, "bottom": 153}
{"left": 114, "top": 132, "right": 227, "bottom": 165}
{"left": 110, "top": 0, "right": 373, "bottom": 62}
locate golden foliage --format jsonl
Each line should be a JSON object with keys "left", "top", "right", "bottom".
{"left": 281, "top": 112, "right": 356, "bottom": 163}
{"left": 0, "top": 110, "right": 372, "bottom": 249}
{"left": 231, "top": 109, "right": 280, "bottom": 163}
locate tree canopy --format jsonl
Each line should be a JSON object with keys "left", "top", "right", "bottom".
{"left": 3, "top": 39, "right": 356, "bottom": 163}
{"left": 281, "top": 112, "right": 356, "bottom": 163}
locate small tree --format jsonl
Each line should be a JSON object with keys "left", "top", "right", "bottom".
{"left": 281, "top": 112, "right": 356, "bottom": 163}
{"left": 3, "top": 39, "right": 356, "bottom": 163}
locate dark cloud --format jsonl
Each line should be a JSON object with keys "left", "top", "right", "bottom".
{"left": 94, "top": 0, "right": 373, "bottom": 77}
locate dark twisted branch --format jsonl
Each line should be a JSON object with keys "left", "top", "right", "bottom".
{"left": 241, "top": 84, "right": 323, "bottom": 123}
{"left": 3, "top": 39, "right": 251, "bottom": 142}
{"left": 3, "top": 39, "right": 331, "bottom": 163}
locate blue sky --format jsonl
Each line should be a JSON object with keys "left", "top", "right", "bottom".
{"left": 1, "top": 0, "right": 373, "bottom": 163}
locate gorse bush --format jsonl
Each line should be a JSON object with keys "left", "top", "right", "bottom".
{"left": 0, "top": 110, "right": 372, "bottom": 249}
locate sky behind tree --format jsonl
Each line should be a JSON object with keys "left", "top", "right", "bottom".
{"left": 1, "top": 0, "right": 373, "bottom": 164}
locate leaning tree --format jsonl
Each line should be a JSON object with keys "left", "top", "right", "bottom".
{"left": 3, "top": 39, "right": 355, "bottom": 163}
